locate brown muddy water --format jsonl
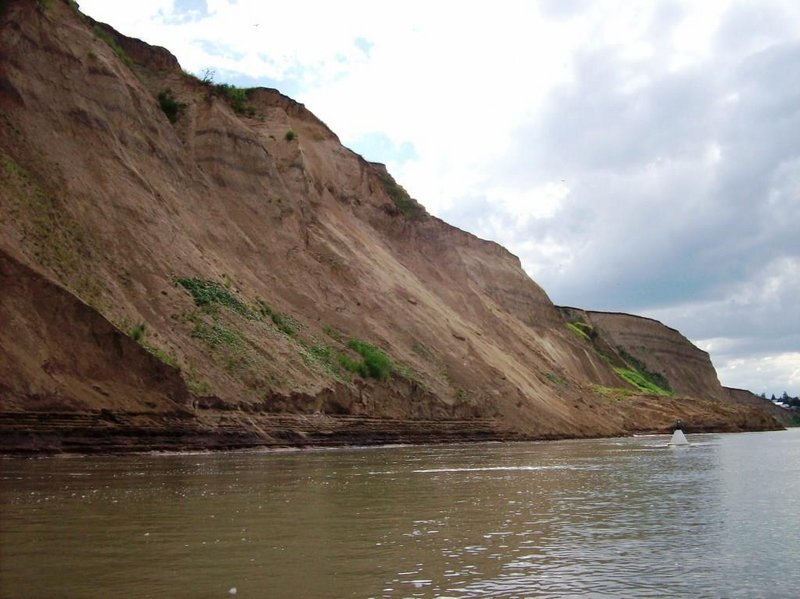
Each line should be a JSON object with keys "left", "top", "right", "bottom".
{"left": 1, "top": 430, "right": 799, "bottom": 598}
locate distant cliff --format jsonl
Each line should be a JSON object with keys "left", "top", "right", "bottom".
{"left": 723, "top": 387, "right": 795, "bottom": 427}
{"left": 0, "top": 0, "right": 780, "bottom": 452}
{"left": 559, "top": 308, "right": 724, "bottom": 400}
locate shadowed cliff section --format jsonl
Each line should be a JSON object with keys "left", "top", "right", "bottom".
{"left": 0, "top": 0, "right": 782, "bottom": 452}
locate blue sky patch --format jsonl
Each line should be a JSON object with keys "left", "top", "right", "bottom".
{"left": 354, "top": 37, "right": 374, "bottom": 57}
{"left": 347, "top": 132, "right": 418, "bottom": 166}
{"left": 163, "top": 0, "right": 209, "bottom": 24}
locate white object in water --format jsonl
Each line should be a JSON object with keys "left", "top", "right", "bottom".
{"left": 669, "top": 429, "right": 689, "bottom": 446}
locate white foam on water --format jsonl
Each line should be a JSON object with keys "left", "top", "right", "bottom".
{"left": 413, "top": 465, "right": 568, "bottom": 473}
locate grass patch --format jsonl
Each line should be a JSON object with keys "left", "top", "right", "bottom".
{"left": 186, "top": 377, "right": 211, "bottom": 396}
{"left": 0, "top": 150, "right": 101, "bottom": 303}
{"left": 566, "top": 320, "right": 595, "bottom": 341}
{"left": 256, "top": 300, "right": 301, "bottom": 336}
{"left": 618, "top": 349, "right": 672, "bottom": 393}
{"left": 176, "top": 277, "right": 258, "bottom": 319}
{"left": 270, "top": 312, "right": 301, "bottom": 336}
{"left": 190, "top": 319, "right": 242, "bottom": 348}
{"left": 613, "top": 367, "right": 672, "bottom": 396}
{"left": 591, "top": 384, "right": 636, "bottom": 402}
{"left": 394, "top": 364, "right": 418, "bottom": 381}
{"left": 377, "top": 170, "right": 426, "bottom": 220}
{"left": 339, "top": 338, "right": 393, "bottom": 381}
{"left": 140, "top": 342, "right": 180, "bottom": 370}
{"left": 185, "top": 309, "right": 249, "bottom": 374}
{"left": 127, "top": 321, "right": 180, "bottom": 370}
{"left": 322, "top": 324, "right": 345, "bottom": 343}
{"left": 93, "top": 25, "right": 133, "bottom": 67}
{"left": 298, "top": 343, "right": 349, "bottom": 381}
{"left": 308, "top": 343, "right": 333, "bottom": 363}
{"left": 545, "top": 372, "right": 569, "bottom": 387}
{"left": 319, "top": 327, "right": 406, "bottom": 382}
{"left": 411, "top": 341, "right": 435, "bottom": 362}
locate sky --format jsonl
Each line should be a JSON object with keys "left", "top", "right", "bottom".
{"left": 79, "top": 0, "right": 800, "bottom": 398}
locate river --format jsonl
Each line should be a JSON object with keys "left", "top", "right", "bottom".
{"left": 1, "top": 429, "right": 798, "bottom": 598}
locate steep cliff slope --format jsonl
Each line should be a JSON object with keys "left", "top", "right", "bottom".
{"left": 559, "top": 308, "right": 724, "bottom": 400}
{"left": 0, "top": 0, "right": 780, "bottom": 451}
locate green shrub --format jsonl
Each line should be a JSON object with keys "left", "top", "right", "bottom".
{"left": 346, "top": 339, "right": 393, "bottom": 380}
{"left": 213, "top": 83, "right": 251, "bottom": 114}
{"left": 337, "top": 353, "right": 366, "bottom": 377}
{"left": 199, "top": 67, "right": 215, "bottom": 85}
{"left": 284, "top": 130, "right": 296, "bottom": 141}
{"left": 157, "top": 90, "right": 185, "bottom": 124}
{"left": 130, "top": 322, "right": 146, "bottom": 342}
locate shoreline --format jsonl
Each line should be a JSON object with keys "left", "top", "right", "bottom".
{"left": 0, "top": 413, "right": 784, "bottom": 457}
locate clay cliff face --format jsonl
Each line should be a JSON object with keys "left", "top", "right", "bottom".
{"left": 0, "top": 0, "right": 781, "bottom": 451}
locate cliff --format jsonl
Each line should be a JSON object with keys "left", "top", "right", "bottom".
{"left": 0, "top": 0, "right": 781, "bottom": 452}
{"left": 559, "top": 308, "right": 724, "bottom": 400}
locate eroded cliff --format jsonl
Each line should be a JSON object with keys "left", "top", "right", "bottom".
{"left": 0, "top": 0, "right": 781, "bottom": 452}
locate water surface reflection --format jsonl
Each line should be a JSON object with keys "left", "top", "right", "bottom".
{"left": 1, "top": 431, "right": 798, "bottom": 597}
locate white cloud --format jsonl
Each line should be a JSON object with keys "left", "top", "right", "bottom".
{"left": 489, "top": 181, "right": 570, "bottom": 221}
{"left": 716, "top": 352, "right": 800, "bottom": 396}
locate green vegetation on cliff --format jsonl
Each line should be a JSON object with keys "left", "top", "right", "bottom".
{"left": 566, "top": 319, "right": 596, "bottom": 341}
{"left": 157, "top": 90, "right": 185, "bottom": 123}
{"left": 340, "top": 339, "right": 393, "bottom": 381}
{"left": 613, "top": 366, "right": 672, "bottom": 396}
{"left": 378, "top": 170, "right": 426, "bottom": 220}
{"left": 176, "top": 277, "right": 258, "bottom": 319}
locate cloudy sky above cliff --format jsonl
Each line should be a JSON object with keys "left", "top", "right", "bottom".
{"left": 81, "top": 0, "right": 800, "bottom": 397}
